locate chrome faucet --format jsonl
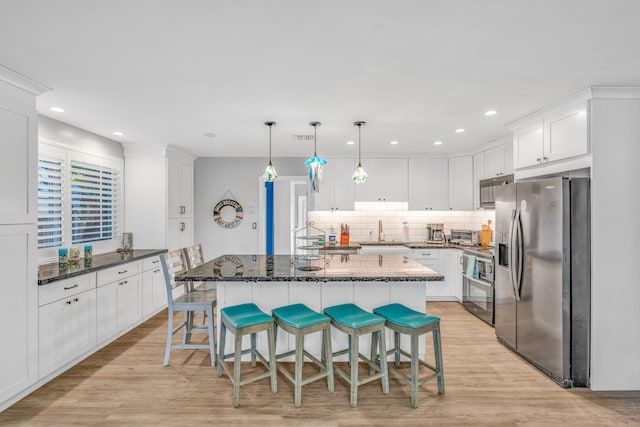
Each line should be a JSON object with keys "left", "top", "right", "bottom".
{"left": 378, "top": 219, "right": 384, "bottom": 242}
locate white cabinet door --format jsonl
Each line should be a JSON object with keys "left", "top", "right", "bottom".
{"left": 168, "top": 218, "right": 193, "bottom": 251}
{"left": 96, "top": 282, "right": 118, "bottom": 344}
{"left": 485, "top": 143, "right": 511, "bottom": 177}
{"left": 0, "top": 225, "right": 38, "bottom": 399}
{"left": 167, "top": 159, "right": 194, "bottom": 218}
{"left": 117, "top": 274, "right": 142, "bottom": 330}
{"left": 473, "top": 152, "right": 485, "bottom": 210}
{"left": 545, "top": 105, "right": 588, "bottom": 162}
{"left": 504, "top": 141, "right": 514, "bottom": 175}
{"left": 39, "top": 288, "right": 96, "bottom": 378}
{"left": 513, "top": 122, "right": 544, "bottom": 169}
{"left": 448, "top": 156, "right": 473, "bottom": 211}
{"left": 142, "top": 266, "right": 166, "bottom": 318}
{"left": 97, "top": 274, "right": 142, "bottom": 342}
{"left": 312, "top": 158, "right": 354, "bottom": 211}
{"left": 167, "top": 158, "right": 182, "bottom": 218}
{"left": 408, "top": 158, "right": 448, "bottom": 210}
{"left": 0, "top": 98, "right": 37, "bottom": 224}
{"left": 354, "top": 159, "right": 408, "bottom": 202}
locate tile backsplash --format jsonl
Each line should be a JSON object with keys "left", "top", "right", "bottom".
{"left": 307, "top": 209, "right": 495, "bottom": 243}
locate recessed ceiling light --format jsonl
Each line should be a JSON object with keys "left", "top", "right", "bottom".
{"left": 113, "top": 131, "right": 124, "bottom": 137}
{"left": 204, "top": 132, "right": 216, "bottom": 138}
{"left": 484, "top": 110, "right": 497, "bottom": 116}
{"left": 390, "top": 140, "right": 399, "bottom": 145}
{"left": 455, "top": 128, "right": 465, "bottom": 133}
{"left": 347, "top": 140, "right": 355, "bottom": 145}
{"left": 50, "top": 106, "right": 64, "bottom": 113}
{"left": 434, "top": 141, "right": 443, "bottom": 145}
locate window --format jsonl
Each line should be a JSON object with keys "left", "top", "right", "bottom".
{"left": 37, "top": 142, "right": 123, "bottom": 258}
{"left": 37, "top": 155, "right": 64, "bottom": 248}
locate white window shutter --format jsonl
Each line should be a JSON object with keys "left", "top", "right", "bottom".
{"left": 37, "top": 155, "right": 64, "bottom": 248}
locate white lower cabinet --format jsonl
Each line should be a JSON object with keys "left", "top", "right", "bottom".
{"left": 38, "top": 288, "right": 97, "bottom": 378}
{"left": 411, "top": 249, "right": 463, "bottom": 301}
{"left": 142, "top": 263, "right": 166, "bottom": 318}
{"left": 97, "top": 274, "right": 142, "bottom": 344}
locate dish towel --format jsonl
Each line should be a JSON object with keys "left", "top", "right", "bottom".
{"left": 465, "top": 255, "right": 478, "bottom": 278}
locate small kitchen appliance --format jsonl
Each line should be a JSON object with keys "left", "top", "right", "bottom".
{"left": 450, "top": 229, "right": 481, "bottom": 246}
{"left": 425, "top": 223, "right": 445, "bottom": 243}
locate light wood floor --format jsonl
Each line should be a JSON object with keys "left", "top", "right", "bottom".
{"left": 2, "top": 302, "right": 639, "bottom": 426}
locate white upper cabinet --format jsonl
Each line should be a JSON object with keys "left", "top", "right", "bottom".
{"left": 168, "top": 158, "right": 194, "bottom": 218}
{"left": 484, "top": 142, "right": 514, "bottom": 178}
{"left": 313, "top": 158, "right": 354, "bottom": 211}
{"left": 408, "top": 158, "right": 449, "bottom": 210}
{"left": 511, "top": 94, "right": 589, "bottom": 170}
{"left": 448, "top": 155, "right": 473, "bottom": 211}
{"left": 473, "top": 152, "right": 485, "bottom": 210}
{"left": 354, "top": 158, "right": 408, "bottom": 203}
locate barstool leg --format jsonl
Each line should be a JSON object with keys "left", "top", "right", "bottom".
{"left": 350, "top": 332, "right": 359, "bottom": 408}
{"left": 250, "top": 333, "right": 257, "bottom": 367}
{"left": 206, "top": 306, "right": 216, "bottom": 367}
{"left": 411, "top": 332, "right": 419, "bottom": 408}
{"left": 323, "top": 326, "right": 334, "bottom": 392}
{"left": 369, "top": 330, "right": 379, "bottom": 376}
{"left": 233, "top": 330, "right": 243, "bottom": 408}
{"left": 294, "top": 330, "right": 304, "bottom": 407}
{"left": 394, "top": 330, "right": 401, "bottom": 367}
{"left": 163, "top": 309, "right": 174, "bottom": 366}
{"left": 267, "top": 324, "right": 278, "bottom": 393}
{"left": 378, "top": 328, "right": 389, "bottom": 395}
{"left": 217, "top": 321, "right": 227, "bottom": 377}
{"left": 433, "top": 325, "right": 445, "bottom": 394}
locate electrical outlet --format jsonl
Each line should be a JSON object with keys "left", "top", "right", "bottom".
{"left": 252, "top": 222, "right": 257, "bottom": 229}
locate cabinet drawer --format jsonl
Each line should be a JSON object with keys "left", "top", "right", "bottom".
{"left": 39, "top": 273, "right": 96, "bottom": 307}
{"left": 411, "top": 249, "right": 441, "bottom": 260}
{"left": 97, "top": 261, "right": 142, "bottom": 286}
{"left": 142, "top": 256, "right": 162, "bottom": 271}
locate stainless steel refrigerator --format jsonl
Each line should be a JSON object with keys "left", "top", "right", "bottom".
{"left": 494, "top": 177, "right": 590, "bottom": 387}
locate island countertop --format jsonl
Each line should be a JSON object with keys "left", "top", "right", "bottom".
{"left": 176, "top": 254, "right": 444, "bottom": 282}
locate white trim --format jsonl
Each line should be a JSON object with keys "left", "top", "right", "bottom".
{"left": 514, "top": 155, "right": 592, "bottom": 181}
{"left": 0, "top": 64, "right": 51, "bottom": 95}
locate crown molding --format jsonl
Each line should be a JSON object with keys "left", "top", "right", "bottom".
{"left": 0, "top": 64, "right": 51, "bottom": 95}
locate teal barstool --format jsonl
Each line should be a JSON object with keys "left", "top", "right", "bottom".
{"left": 272, "top": 304, "right": 334, "bottom": 407}
{"left": 217, "top": 303, "right": 278, "bottom": 407}
{"left": 372, "top": 303, "right": 444, "bottom": 408}
{"left": 323, "top": 303, "right": 389, "bottom": 407}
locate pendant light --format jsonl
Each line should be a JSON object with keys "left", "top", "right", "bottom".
{"left": 352, "top": 121, "right": 368, "bottom": 183}
{"left": 304, "top": 121, "right": 327, "bottom": 192}
{"left": 263, "top": 121, "right": 278, "bottom": 182}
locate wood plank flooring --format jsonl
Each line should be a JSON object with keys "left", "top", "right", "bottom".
{"left": 1, "top": 302, "right": 639, "bottom": 426}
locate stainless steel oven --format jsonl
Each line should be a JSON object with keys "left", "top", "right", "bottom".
{"left": 462, "top": 250, "right": 495, "bottom": 325}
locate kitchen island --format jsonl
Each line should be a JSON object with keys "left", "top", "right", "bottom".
{"left": 177, "top": 254, "right": 443, "bottom": 360}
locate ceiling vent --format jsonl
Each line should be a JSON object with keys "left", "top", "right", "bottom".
{"left": 293, "top": 134, "right": 315, "bottom": 142}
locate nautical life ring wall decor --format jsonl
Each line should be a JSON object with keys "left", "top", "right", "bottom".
{"left": 213, "top": 198, "right": 244, "bottom": 229}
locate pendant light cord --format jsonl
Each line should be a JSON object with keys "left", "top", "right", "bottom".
{"left": 269, "top": 125, "right": 272, "bottom": 162}
{"left": 358, "top": 124, "right": 362, "bottom": 164}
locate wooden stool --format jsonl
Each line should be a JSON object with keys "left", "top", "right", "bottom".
{"left": 373, "top": 303, "right": 444, "bottom": 408}
{"left": 323, "top": 303, "right": 389, "bottom": 407}
{"left": 272, "top": 303, "right": 334, "bottom": 407}
{"left": 217, "top": 303, "right": 278, "bottom": 407}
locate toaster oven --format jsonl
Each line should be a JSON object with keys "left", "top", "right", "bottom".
{"left": 450, "top": 229, "right": 481, "bottom": 246}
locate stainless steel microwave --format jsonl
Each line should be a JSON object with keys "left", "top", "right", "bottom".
{"left": 479, "top": 174, "right": 514, "bottom": 208}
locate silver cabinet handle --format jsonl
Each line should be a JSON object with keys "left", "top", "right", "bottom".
{"left": 180, "top": 222, "right": 186, "bottom": 232}
{"left": 118, "top": 270, "right": 128, "bottom": 274}
{"left": 536, "top": 158, "right": 542, "bottom": 162}
{"left": 118, "top": 280, "right": 128, "bottom": 286}
{"left": 152, "top": 259, "right": 159, "bottom": 264}
{"left": 66, "top": 300, "right": 72, "bottom": 305}
{"left": 64, "top": 284, "right": 79, "bottom": 291}
{"left": 543, "top": 156, "right": 548, "bottom": 162}
{"left": 153, "top": 269, "right": 161, "bottom": 273}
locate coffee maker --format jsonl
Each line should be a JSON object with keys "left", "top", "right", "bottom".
{"left": 426, "top": 223, "right": 445, "bottom": 243}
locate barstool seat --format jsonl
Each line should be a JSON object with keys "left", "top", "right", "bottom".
{"left": 323, "top": 303, "right": 389, "bottom": 407}
{"left": 373, "top": 303, "right": 444, "bottom": 408}
{"left": 218, "top": 303, "right": 277, "bottom": 407}
{"left": 272, "top": 304, "right": 334, "bottom": 407}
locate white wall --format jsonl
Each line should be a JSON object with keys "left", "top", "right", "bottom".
{"left": 38, "top": 115, "right": 124, "bottom": 159}
{"left": 194, "top": 157, "right": 307, "bottom": 259}
{"left": 590, "top": 98, "right": 640, "bottom": 390}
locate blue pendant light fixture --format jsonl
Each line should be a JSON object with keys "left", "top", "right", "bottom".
{"left": 305, "top": 121, "right": 326, "bottom": 192}
{"left": 352, "top": 121, "right": 368, "bottom": 183}
{"left": 263, "top": 121, "right": 278, "bottom": 182}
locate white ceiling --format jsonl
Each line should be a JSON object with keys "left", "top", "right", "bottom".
{"left": 2, "top": 0, "right": 640, "bottom": 158}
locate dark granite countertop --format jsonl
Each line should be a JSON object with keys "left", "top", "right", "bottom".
{"left": 176, "top": 254, "right": 444, "bottom": 283}
{"left": 38, "top": 249, "right": 167, "bottom": 285}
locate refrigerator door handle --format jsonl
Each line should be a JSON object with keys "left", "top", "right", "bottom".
{"left": 514, "top": 208, "right": 524, "bottom": 301}
{"left": 509, "top": 209, "right": 519, "bottom": 300}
